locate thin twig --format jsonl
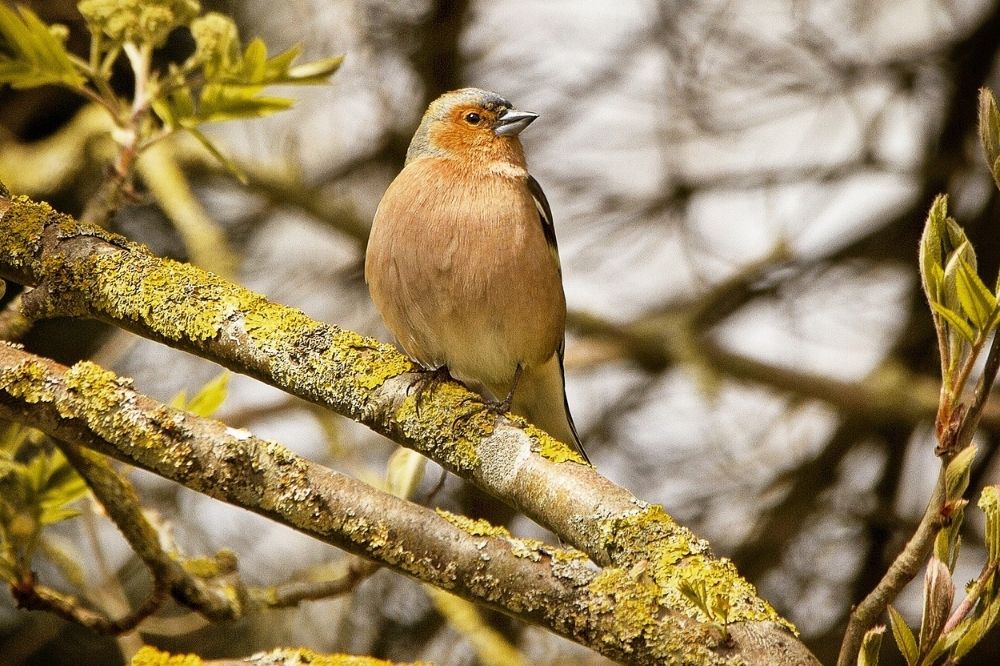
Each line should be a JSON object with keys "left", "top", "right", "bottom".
{"left": 10, "top": 571, "right": 168, "bottom": 636}
{"left": 54, "top": 439, "right": 245, "bottom": 622}
{"left": 248, "top": 558, "right": 379, "bottom": 609}
{"left": 838, "top": 324, "right": 1000, "bottom": 664}
{"left": 837, "top": 473, "right": 948, "bottom": 666}
{"left": 956, "top": 331, "right": 1000, "bottom": 452}
{"left": 942, "top": 561, "right": 998, "bottom": 634}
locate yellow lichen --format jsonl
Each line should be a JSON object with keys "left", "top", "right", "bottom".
{"left": 508, "top": 537, "right": 546, "bottom": 562}
{"left": 435, "top": 508, "right": 510, "bottom": 538}
{"left": 65, "top": 361, "right": 129, "bottom": 413}
{"left": 130, "top": 645, "right": 202, "bottom": 666}
{"left": 330, "top": 328, "right": 413, "bottom": 391}
{"left": 523, "top": 424, "right": 588, "bottom": 465}
{"left": 130, "top": 646, "right": 427, "bottom": 666}
{"left": 0, "top": 359, "right": 55, "bottom": 403}
{"left": 83, "top": 253, "right": 235, "bottom": 342}
{"left": 395, "top": 386, "right": 481, "bottom": 470}
{"left": 597, "top": 504, "right": 797, "bottom": 633}
{"left": 254, "top": 647, "right": 430, "bottom": 665}
{"left": 587, "top": 567, "right": 664, "bottom": 643}
{"left": 1, "top": 197, "right": 69, "bottom": 269}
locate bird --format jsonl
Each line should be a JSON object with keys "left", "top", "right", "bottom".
{"left": 365, "top": 88, "right": 589, "bottom": 463}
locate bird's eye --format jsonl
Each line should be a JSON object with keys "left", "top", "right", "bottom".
{"left": 464, "top": 112, "right": 482, "bottom": 125}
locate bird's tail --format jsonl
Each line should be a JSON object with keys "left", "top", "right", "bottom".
{"left": 511, "top": 353, "right": 590, "bottom": 464}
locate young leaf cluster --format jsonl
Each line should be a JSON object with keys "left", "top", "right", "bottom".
{"left": 920, "top": 195, "right": 1000, "bottom": 389}
{"left": 865, "top": 86, "right": 1000, "bottom": 666}
{"left": 885, "top": 484, "right": 1000, "bottom": 665}
{"left": 0, "top": 422, "right": 89, "bottom": 584}
{"left": 0, "top": 4, "right": 84, "bottom": 89}
{"left": 0, "top": 2, "right": 342, "bottom": 176}
{"left": 916, "top": 89, "right": 1000, "bottom": 462}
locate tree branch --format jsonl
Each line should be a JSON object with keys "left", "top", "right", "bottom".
{"left": 0, "top": 191, "right": 820, "bottom": 663}
{"left": 835, "top": 473, "right": 946, "bottom": 666}
{"left": 1, "top": 342, "right": 792, "bottom": 664}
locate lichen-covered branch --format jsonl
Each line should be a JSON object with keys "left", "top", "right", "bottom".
{"left": 0, "top": 191, "right": 819, "bottom": 664}
{"left": 3, "top": 342, "right": 771, "bottom": 665}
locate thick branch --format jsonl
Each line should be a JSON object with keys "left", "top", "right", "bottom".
{"left": 3, "top": 342, "right": 766, "bottom": 665}
{"left": 0, "top": 191, "right": 818, "bottom": 664}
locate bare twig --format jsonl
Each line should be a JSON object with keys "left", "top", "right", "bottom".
{"left": 837, "top": 311, "right": 1000, "bottom": 665}
{"left": 54, "top": 438, "right": 245, "bottom": 622}
{"left": 10, "top": 570, "right": 168, "bottom": 636}
{"left": 248, "top": 558, "right": 379, "bottom": 609}
{"left": 836, "top": 472, "right": 947, "bottom": 666}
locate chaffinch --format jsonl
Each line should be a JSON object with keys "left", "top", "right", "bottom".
{"left": 365, "top": 88, "right": 588, "bottom": 462}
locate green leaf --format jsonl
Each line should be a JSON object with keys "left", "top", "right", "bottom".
{"left": 929, "top": 302, "right": 976, "bottom": 344}
{"left": 155, "top": 18, "right": 341, "bottom": 130}
{"left": 888, "top": 605, "right": 918, "bottom": 666}
{"left": 197, "top": 83, "right": 294, "bottom": 123}
{"left": 858, "top": 625, "right": 884, "bottom": 666}
{"left": 185, "top": 371, "right": 230, "bottom": 417}
{"left": 942, "top": 248, "right": 963, "bottom": 316}
{"left": 979, "top": 485, "right": 1000, "bottom": 563}
{"left": 385, "top": 447, "right": 426, "bottom": 500}
{"left": 38, "top": 505, "right": 81, "bottom": 525}
{"left": 286, "top": 55, "right": 344, "bottom": 84}
{"left": 0, "top": 421, "right": 32, "bottom": 458}
{"left": 184, "top": 127, "right": 248, "bottom": 185}
{"left": 945, "top": 446, "right": 977, "bottom": 503}
{"left": 945, "top": 220, "right": 973, "bottom": 269}
{"left": 0, "top": 3, "right": 85, "bottom": 89}
{"left": 152, "top": 87, "right": 195, "bottom": 129}
{"left": 35, "top": 450, "right": 87, "bottom": 526}
{"left": 920, "top": 195, "right": 948, "bottom": 304}
{"left": 954, "top": 257, "right": 997, "bottom": 330}
{"left": 980, "top": 88, "right": 1000, "bottom": 188}
{"left": 934, "top": 500, "right": 965, "bottom": 571}
{"left": 0, "top": 551, "right": 17, "bottom": 584}
{"left": 953, "top": 594, "right": 1000, "bottom": 659}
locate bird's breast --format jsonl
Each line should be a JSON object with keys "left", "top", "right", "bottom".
{"left": 366, "top": 158, "right": 566, "bottom": 386}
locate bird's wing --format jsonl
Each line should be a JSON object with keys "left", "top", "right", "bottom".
{"left": 526, "top": 174, "right": 561, "bottom": 270}
{"left": 526, "top": 174, "right": 588, "bottom": 462}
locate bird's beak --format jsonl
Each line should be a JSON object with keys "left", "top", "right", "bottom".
{"left": 493, "top": 108, "right": 538, "bottom": 136}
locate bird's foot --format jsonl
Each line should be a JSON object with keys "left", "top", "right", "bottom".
{"left": 453, "top": 365, "right": 521, "bottom": 428}
{"left": 452, "top": 394, "right": 510, "bottom": 431}
{"left": 408, "top": 366, "right": 452, "bottom": 415}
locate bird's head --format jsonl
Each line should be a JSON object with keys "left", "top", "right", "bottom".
{"left": 406, "top": 88, "right": 538, "bottom": 167}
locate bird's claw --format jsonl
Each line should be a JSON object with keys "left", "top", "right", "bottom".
{"left": 452, "top": 394, "right": 511, "bottom": 430}
{"left": 409, "top": 366, "right": 452, "bottom": 416}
